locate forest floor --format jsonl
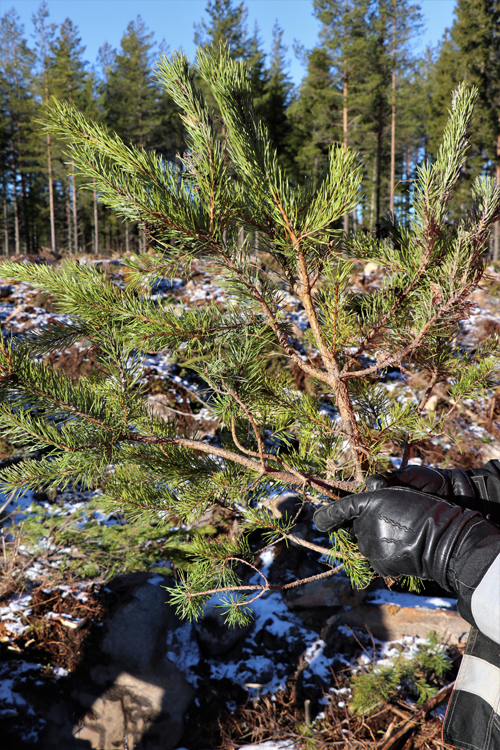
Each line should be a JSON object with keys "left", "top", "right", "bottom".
{"left": 1, "top": 252, "right": 500, "bottom": 749}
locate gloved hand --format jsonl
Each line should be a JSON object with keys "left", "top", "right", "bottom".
{"left": 366, "top": 465, "right": 475, "bottom": 502}
{"left": 313, "top": 487, "right": 478, "bottom": 589}
{"left": 313, "top": 487, "right": 500, "bottom": 630}
{"left": 366, "top": 463, "right": 500, "bottom": 526}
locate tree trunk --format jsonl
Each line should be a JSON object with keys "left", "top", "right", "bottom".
{"left": 12, "top": 178, "right": 20, "bottom": 255}
{"left": 3, "top": 192, "right": 9, "bottom": 257}
{"left": 390, "top": 0, "right": 396, "bottom": 214}
{"left": 343, "top": 75, "right": 349, "bottom": 234}
{"left": 495, "top": 133, "right": 500, "bottom": 262}
{"left": 369, "top": 158, "right": 377, "bottom": 232}
{"left": 93, "top": 179, "right": 99, "bottom": 255}
{"left": 65, "top": 185, "right": 71, "bottom": 253}
{"left": 71, "top": 161, "right": 78, "bottom": 255}
{"left": 376, "top": 108, "right": 383, "bottom": 230}
{"left": 16, "top": 133, "right": 30, "bottom": 253}
{"left": 342, "top": 0, "right": 349, "bottom": 234}
{"left": 47, "top": 134, "right": 56, "bottom": 254}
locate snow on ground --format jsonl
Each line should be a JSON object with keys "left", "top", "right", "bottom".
{"left": 0, "top": 660, "right": 46, "bottom": 743}
{"left": 166, "top": 545, "right": 458, "bottom": 713}
{"left": 2, "top": 265, "right": 500, "bottom": 743}
{"left": 366, "top": 587, "right": 457, "bottom": 610}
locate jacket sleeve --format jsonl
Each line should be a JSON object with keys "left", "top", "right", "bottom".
{"left": 448, "top": 516, "right": 500, "bottom": 645}
{"left": 468, "top": 459, "right": 500, "bottom": 527}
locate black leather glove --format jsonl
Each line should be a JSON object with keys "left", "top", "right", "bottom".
{"left": 366, "top": 463, "right": 500, "bottom": 527}
{"left": 366, "top": 465, "right": 476, "bottom": 506}
{"left": 313, "top": 487, "right": 479, "bottom": 590}
{"left": 314, "top": 487, "right": 500, "bottom": 633}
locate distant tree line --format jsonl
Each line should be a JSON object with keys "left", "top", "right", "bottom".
{"left": 1, "top": 0, "right": 499, "bottom": 257}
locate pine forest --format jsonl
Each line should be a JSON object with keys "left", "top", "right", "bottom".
{"left": 1, "top": 0, "right": 500, "bottom": 259}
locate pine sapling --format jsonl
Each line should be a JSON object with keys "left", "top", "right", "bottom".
{"left": 0, "top": 46, "right": 499, "bottom": 623}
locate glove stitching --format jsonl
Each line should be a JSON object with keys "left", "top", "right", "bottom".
{"left": 377, "top": 537, "right": 401, "bottom": 545}
{"left": 378, "top": 514, "right": 412, "bottom": 532}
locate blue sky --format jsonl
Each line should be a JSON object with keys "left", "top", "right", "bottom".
{"left": 5, "top": 0, "right": 457, "bottom": 84}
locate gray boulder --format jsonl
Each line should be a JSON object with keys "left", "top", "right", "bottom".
{"left": 194, "top": 602, "right": 253, "bottom": 656}
{"left": 41, "top": 573, "right": 195, "bottom": 750}
{"left": 283, "top": 573, "right": 365, "bottom": 610}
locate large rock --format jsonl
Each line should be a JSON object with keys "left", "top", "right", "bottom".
{"left": 262, "top": 491, "right": 302, "bottom": 520}
{"left": 333, "top": 602, "right": 470, "bottom": 644}
{"left": 194, "top": 603, "right": 253, "bottom": 656}
{"left": 283, "top": 573, "right": 366, "bottom": 611}
{"left": 41, "top": 573, "right": 195, "bottom": 750}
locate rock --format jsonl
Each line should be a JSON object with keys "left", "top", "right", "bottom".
{"left": 363, "top": 262, "right": 379, "bottom": 276}
{"left": 41, "top": 573, "right": 195, "bottom": 750}
{"left": 283, "top": 573, "right": 366, "bottom": 611}
{"left": 73, "top": 695, "right": 125, "bottom": 746}
{"left": 194, "top": 603, "right": 253, "bottom": 656}
{"left": 0, "top": 285, "right": 12, "bottom": 299}
{"left": 479, "top": 440, "right": 500, "bottom": 462}
{"left": 424, "top": 394, "right": 439, "bottom": 412}
{"left": 98, "top": 575, "right": 174, "bottom": 672}
{"left": 334, "top": 602, "right": 470, "bottom": 644}
{"left": 262, "top": 491, "right": 302, "bottom": 520}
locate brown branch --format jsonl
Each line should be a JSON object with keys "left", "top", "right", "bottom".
{"left": 379, "top": 681, "right": 456, "bottom": 750}
{"left": 221, "top": 253, "right": 335, "bottom": 390}
{"left": 294, "top": 252, "right": 364, "bottom": 481}
{"left": 186, "top": 563, "right": 344, "bottom": 600}
{"left": 342, "top": 286, "right": 473, "bottom": 380}
{"left": 417, "top": 368, "right": 440, "bottom": 414}
{"left": 221, "top": 384, "right": 266, "bottom": 468}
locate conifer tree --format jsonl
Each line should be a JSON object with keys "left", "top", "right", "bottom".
{"left": 31, "top": 1, "right": 58, "bottom": 254}
{"left": 101, "top": 17, "right": 166, "bottom": 252}
{"left": 313, "top": 0, "right": 422, "bottom": 227}
{"left": 288, "top": 47, "right": 341, "bottom": 179}
{"left": 258, "top": 22, "right": 294, "bottom": 174}
{"left": 0, "top": 9, "right": 37, "bottom": 254}
{"left": 194, "top": 0, "right": 267, "bottom": 120}
{"left": 194, "top": 0, "right": 250, "bottom": 61}
{"left": 50, "top": 18, "right": 88, "bottom": 253}
{"left": 429, "top": 0, "right": 500, "bottom": 253}
{"left": 1, "top": 47, "right": 499, "bottom": 623}
{"left": 103, "top": 17, "right": 161, "bottom": 150}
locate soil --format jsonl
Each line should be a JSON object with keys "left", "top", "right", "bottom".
{"left": 47, "top": 346, "right": 104, "bottom": 382}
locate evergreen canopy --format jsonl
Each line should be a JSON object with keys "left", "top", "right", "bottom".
{"left": 1, "top": 45, "right": 500, "bottom": 623}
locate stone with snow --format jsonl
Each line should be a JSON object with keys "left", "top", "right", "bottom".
{"left": 41, "top": 573, "right": 194, "bottom": 750}
{"left": 283, "top": 573, "right": 365, "bottom": 611}
{"left": 194, "top": 602, "right": 253, "bottom": 657}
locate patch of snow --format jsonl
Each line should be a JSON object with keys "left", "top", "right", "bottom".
{"left": 4, "top": 620, "right": 30, "bottom": 635}
{"left": 389, "top": 457, "right": 402, "bottom": 469}
{"left": 166, "top": 621, "right": 201, "bottom": 687}
{"left": 0, "top": 661, "right": 43, "bottom": 716}
{"left": 148, "top": 574, "right": 166, "bottom": 586}
{"left": 0, "top": 593, "right": 32, "bottom": 616}
{"left": 259, "top": 547, "right": 276, "bottom": 579}
{"left": 366, "top": 588, "right": 457, "bottom": 610}
{"left": 53, "top": 667, "right": 69, "bottom": 679}
{"left": 303, "top": 638, "right": 332, "bottom": 684}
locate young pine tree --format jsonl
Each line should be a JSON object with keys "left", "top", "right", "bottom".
{"left": 0, "top": 47, "right": 500, "bottom": 624}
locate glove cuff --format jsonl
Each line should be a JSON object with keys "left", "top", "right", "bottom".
{"left": 447, "top": 516, "right": 500, "bottom": 623}
{"left": 429, "top": 506, "right": 479, "bottom": 590}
